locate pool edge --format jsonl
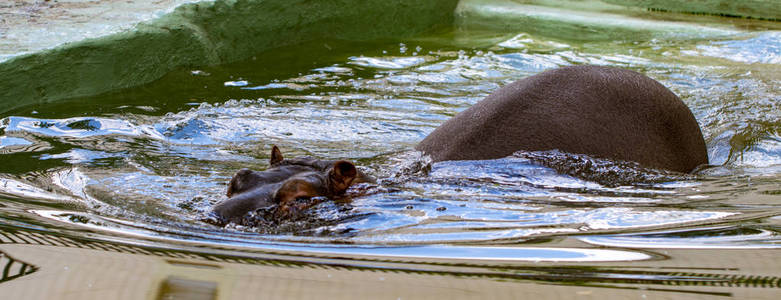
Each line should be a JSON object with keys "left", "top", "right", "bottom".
{"left": 0, "top": 0, "right": 460, "bottom": 114}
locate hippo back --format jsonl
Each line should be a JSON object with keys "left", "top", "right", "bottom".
{"left": 415, "top": 65, "right": 708, "bottom": 173}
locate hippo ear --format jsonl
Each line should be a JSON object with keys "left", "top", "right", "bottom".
{"left": 329, "top": 161, "right": 357, "bottom": 194}
{"left": 270, "top": 145, "right": 284, "bottom": 165}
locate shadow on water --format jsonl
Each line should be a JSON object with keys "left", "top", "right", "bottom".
{"left": 1, "top": 23, "right": 781, "bottom": 297}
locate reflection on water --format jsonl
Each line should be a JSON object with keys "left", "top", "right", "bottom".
{"left": 582, "top": 225, "right": 781, "bottom": 249}
{"left": 32, "top": 210, "right": 656, "bottom": 262}
{"left": 0, "top": 248, "right": 38, "bottom": 284}
{"left": 1, "top": 11, "right": 781, "bottom": 297}
{"left": 688, "top": 32, "right": 781, "bottom": 64}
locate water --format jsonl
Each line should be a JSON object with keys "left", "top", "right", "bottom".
{"left": 1, "top": 19, "right": 781, "bottom": 296}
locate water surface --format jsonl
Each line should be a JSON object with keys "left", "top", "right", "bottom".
{"left": 1, "top": 15, "right": 781, "bottom": 296}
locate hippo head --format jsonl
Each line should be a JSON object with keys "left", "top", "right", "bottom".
{"left": 208, "top": 145, "right": 371, "bottom": 225}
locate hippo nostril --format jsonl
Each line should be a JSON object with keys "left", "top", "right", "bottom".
{"left": 330, "top": 161, "right": 357, "bottom": 192}
{"left": 334, "top": 160, "right": 356, "bottom": 176}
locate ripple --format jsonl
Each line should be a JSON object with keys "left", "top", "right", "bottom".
{"left": 581, "top": 225, "right": 781, "bottom": 249}
{"left": 0, "top": 136, "right": 32, "bottom": 148}
{"left": 2, "top": 116, "right": 165, "bottom": 140}
{"left": 497, "top": 33, "right": 570, "bottom": 50}
{"left": 224, "top": 80, "right": 249, "bottom": 87}
{"left": 40, "top": 149, "right": 123, "bottom": 165}
{"left": 349, "top": 56, "right": 429, "bottom": 69}
{"left": 1, "top": 25, "right": 780, "bottom": 250}
{"left": 690, "top": 32, "right": 781, "bottom": 64}
{"left": 34, "top": 210, "right": 651, "bottom": 262}
{"left": 0, "top": 176, "right": 79, "bottom": 202}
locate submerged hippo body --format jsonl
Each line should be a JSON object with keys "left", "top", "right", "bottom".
{"left": 416, "top": 65, "right": 708, "bottom": 173}
{"left": 210, "top": 146, "right": 369, "bottom": 224}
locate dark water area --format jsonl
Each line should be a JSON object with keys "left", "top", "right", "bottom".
{"left": 1, "top": 21, "right": 781, "bottom": 297}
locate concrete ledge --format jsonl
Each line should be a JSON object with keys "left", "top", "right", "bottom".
{"left": 0, "top": 0, "right": 203, "bottom": 61}
{"left": 0, "top": 0, "right": 459, "bottom": 113}
{"left": 456, "top": 0, "right": 738, "bottom": 41}
{"left": 604, "top": 0, "right": 781, "bottom": 20}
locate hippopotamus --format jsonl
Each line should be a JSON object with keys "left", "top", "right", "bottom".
{"left": 416, "top": 65, "right": 708, "bottom": 173}
{"left": 211, "top": 65, "right": 707, "bottom": 225}
{"left": 209, "top": 145, "right": 372, "bottom": 225}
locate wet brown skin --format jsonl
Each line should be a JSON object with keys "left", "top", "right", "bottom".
{"left": 210, "top": 146, "right": 372, "bottom": 225}
{"left": 416, "top": 65, "right": 709, "bottom": 173}
{"left": 212, "top": 66, "right": 707, "bottom": 225}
